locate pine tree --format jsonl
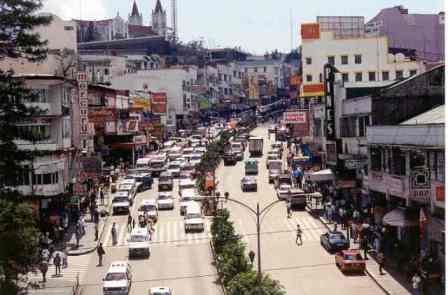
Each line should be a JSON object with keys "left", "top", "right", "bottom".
{"left": 0, "top": 1, "right": 52, "bottom": 294}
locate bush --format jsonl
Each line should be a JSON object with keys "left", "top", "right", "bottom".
{"left": 227, "top": 271, "right": 286, "bottom": 295}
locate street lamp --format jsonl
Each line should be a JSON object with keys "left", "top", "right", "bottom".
{"left": 214, "top": 192, "right": 285, "bottom": 282}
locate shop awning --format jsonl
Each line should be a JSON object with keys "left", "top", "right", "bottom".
{"left": 382, "top": 208, "right": 418, "bottom": 227}
{"left": 306, "top": 169, "right": 334, "bottom": 182}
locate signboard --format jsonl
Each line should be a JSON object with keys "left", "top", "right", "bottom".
{"left": 323, "top": 65, "right": 335, "bottom": 140}
{"left": 290, "top": 74, "right": 301, "bottom": 86}
{"left": 385, "top": 175, "right": 405, "bottom": 196}
{"left": 302, "top": 83, "right": 325, "bottom": 97}
{"left": 301, "top": 23, "right": 320, "bottom": 40}
{"left": 126, "top": 120, "right": 138, "bottom": 132}
{"left": 283, "top": 111, "right": 307, "bottom": 124}
{"left": 345, "top": 159, "right": 367, "bottom": 170}
{"left": 152, "top": 103, "right": 167, "bottom": 114}
{"left": 151, "top": 92, "right": 167, "bottom": 114}
{"left": 79, "top": 157, "right": 102, "bottom": 173}
{"left": 410, "top": 189, "right": 431, "bottom": 201}
{"left": 133, "top": 135, "right": 147, "bottom": 145}
{"left": 152, "top": 92, "right": 167, "bottom": 103}
{"left": 326, "top": 142, "right": 337, "bottom": 163}
{"left": 88, "top": 109, "right": 117, "bottom": 124}
{"left": 436, "top": 186, "right": 444, "bottom": 202}
{"left": 132, "top": 97, "right": 151, "bottom": 111}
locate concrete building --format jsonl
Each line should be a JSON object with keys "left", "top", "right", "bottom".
{"left": 301, "top": 23, "right": 425, "bottom": 103}
{"left": 365, "top": 5, "right": 445, "bottom": 62}
{"left": 317, "top": 16, "right": 365, "bottom": 39}
{"left": 152, "top": 0, "right": 168, "bottom": 38}
{"left": 128, "top": 0, "right": 143, "bottom": 26}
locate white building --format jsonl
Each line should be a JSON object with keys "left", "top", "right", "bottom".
{"left": 300, "top": 23, "right": 425, "bottom": 100}
{"left": 237, "top": 58, "right": 285, "bottom": 90}
{"left": 110, "top": 66, "right": 198, "bottom": 125}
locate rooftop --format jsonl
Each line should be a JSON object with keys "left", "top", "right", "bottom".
{"left": 401, "top": 105, "right": 445, "bottom": 125}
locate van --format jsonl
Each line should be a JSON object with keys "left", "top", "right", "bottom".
{"left": 128, "top": 228, "right": 150, "bottom": 258}
{"left": 184, "top": 202, "right": 204, "bottom": 232}
{"left": 102, "top": 261, "right": 132, "bottom": 295}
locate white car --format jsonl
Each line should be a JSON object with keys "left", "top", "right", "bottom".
{"left": 112, "top": 192, "right": 131, "bottom": 215}
{"left": 179, "top": 190, "right": 196, "bottom": 215}
{"left": 184, "top": 203, "right": 205, "bottom": 232}
{"left": 277, "top": 183, "right": 292, "bottom": 200}
{"left": 166, "top": 161, "right": 181, "bottom": 178}
{"left": 102, "top": 261, "right": 132, "bottom": 295}
{"left": 157, "top": 193, "right": 175, "bottom": 210}
{"left": 149, "top": 287, "right": 172, "bottom": 295}
{"left": 189, "top": 153, "right": 202, "bottom": 166}
{"left": 138, "top": 199, "right": 158, "bottom": 221}
{"left": 128, "top": 228, "right": 150, "bottom": 258}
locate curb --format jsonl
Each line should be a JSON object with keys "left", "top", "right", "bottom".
{"left": 305, "top": 206, "right": 392, "bottom": 295}
{"left": 209, "top": 240, "right": 228, "bottom": 295}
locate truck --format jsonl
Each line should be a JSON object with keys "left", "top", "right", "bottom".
{"left": 249, "top": 137, "right": 263, "bottom": 157}
{"left": 245, "top": 159, "right": 258, "bottom": 175}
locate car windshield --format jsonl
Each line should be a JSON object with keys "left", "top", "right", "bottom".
{"left": 329, "top": 234, "right": 345, "bottom": 241}
{"left": 152, "top": 291, "right": 171, "bottom": 295}
{"left": 129, "top": 235, "right": 147, "bottom": 242}
{"left": 186, "top": 213, "right": 202, "bottom": 219}
{"left": 150, "top": 161, "right": 164, "bottom": 168}
{"left": 113, "top": 197, "right": 129, "bottom": 203}
{"left": 140, "top": 204, "right": 156, "bottom": 211}
{"left": 191, "top": 155, "right": 201, "bottom": 160}
{"left": 168, "top": 164, "right": 180, "bottom": 169}
{"left": 158, "top": 195, "right": 171, "bottom": 200}
{"left": 104, "top": 273, "right": 126, "bottom": 281}
{"left": 344, "top": 254, "right": 362, "bottom": 260}
{"left": 159, "top": 176, "right": 171, "bottom": 182}
{"left": 181, "top": 197, "right": 193, "bottom": 202}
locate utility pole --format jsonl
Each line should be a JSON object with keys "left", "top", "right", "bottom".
{"left": 256, "top": 203, "right": 262, "bottom": 282}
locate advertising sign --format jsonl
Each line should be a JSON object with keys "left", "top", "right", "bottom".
{"left": 302, "top": 83, "right": 325, "bottom": 97}
{"left": 283, "top": 111, "right": 307, "bottom": 124}
{"left": 133, "top": 97, "right": 151, "bottom": 111}
{"left": 323, "top": 65, "right": 335, "bottom": 140}
{"left": 105, "top": 121, "right": 116, "bottom": 134}
{"left": 301, "top": 23, "right": 320, "bottom": 40}
{"left": 133, "top": 135, "right": 147, "bottom": 145}
{"left": 152, "top": 92, "right": 167, "bottom": 103}
{"left": 436, "top": 186, "right": 445, "bottom": 201}
{"left": 79, "top": 157, "right": 102, "bottom": 173}
{"left": 88, "top": 108, "right": 117, "bottom": 123}
{"left": 152, "top": 103, "right": 167, "bottom": 114}
{"left": 151, "top": 92, "right": 167, "bottom": 114}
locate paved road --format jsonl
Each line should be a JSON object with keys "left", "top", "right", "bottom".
{"left": 215, "top": 125, "right": 383, "bottom": 295}
{"left": 76, "top": 173, "right": 221, "bottom": 294}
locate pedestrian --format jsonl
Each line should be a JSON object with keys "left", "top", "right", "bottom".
{"left": 75, "top": 227, "right": 81, "bottom": 248}
{"left": 127, "top": 215, "right": 133, "bottom": 232}
{"left": 39, "top": 260, "right": 48, "bottom": 283}
{"left": 53, "top": 253, "right": 61, "bottom": 276}
{"left": 296, "top": 224, "right": 303, "bottom": 245}
{"left": 41, "top": 248, "right": 50, "bottom": 263}
{"left": 97, "top": 243, "right": 105, "bottom": 267}
{"left": 286, "top": 201, "right": 292, "bottom": 218}
{"left": 411, "top": 273, "right": 422, "bottom": 295}
{"left": 62, "top": 248, "right": 68, "bottom": 268}
{"left": 111, "top": 222, "right": 117, "bottom": 246}
{"left": 132, "top": 218, "right": 135, "bottom": 229}
{"left": 94, "top": 208, "right": 99, "bottom": 224}
{"left": 94, "top": 223, "right": 99, "bottom": 241}
{"left": 100, "top": 188, "right": 105, "bottom": 205}
{"left": 361, "top": 238, "right": 369, "bottom": 260}
{"left": 377, "top": 252, "right": 385, "bottom": 275}
{"left": 352, "top": 222, "right": 358, "bottom": 243}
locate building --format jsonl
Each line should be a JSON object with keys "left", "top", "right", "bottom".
{"left": 366, "top": 104, "right": 444, "bottom": 269}
{"left": 152, "top": 0, "right": 168, "bottom": 38}
{"left": 317, "top": 16, "right": 365, "bottom": 39}
{"left": 300, "top": 22, "right": 425, "bottom": 105}
{"left": 128, "top": 0, "right": 143, "bottom": 26}
{"left": 365, "top": 5, "right": 445, "bottom": 62}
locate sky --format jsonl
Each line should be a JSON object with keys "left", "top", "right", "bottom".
{"left": 43, "top": 0, "right": 444, "bottom": 55}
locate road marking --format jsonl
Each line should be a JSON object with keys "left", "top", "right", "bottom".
{"left": 118, "top": 224, "right": 127, "bottom": 246}
{"left": 102, "top": 223, "right": 112, "bottom": 246}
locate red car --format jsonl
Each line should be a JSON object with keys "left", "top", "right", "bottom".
{"left": 335, "top": 250, "right": 366, "bottom": 273}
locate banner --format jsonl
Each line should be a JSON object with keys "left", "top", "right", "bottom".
{"left": 151, "top": 92, "right": 167, "bottom": 114}
{"left": 301, "top": 23, "right": 320, "bottom": 40}
{"left": 88, "top": 108, "right": 117, "bottom": 123}
{"left": 283, "top": 111, "right": 307, "bottom": 124}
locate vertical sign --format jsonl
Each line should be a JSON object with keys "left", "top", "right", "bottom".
{"left": 323, "top": 64, "right": 335, "bottom": 140}
{"left": 77, "top": 72, "right": 89, "bottom": 150}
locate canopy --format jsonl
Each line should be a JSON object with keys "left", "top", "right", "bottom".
{"left": 306, "top": 169, "right": 334, "bottom": 182}
{"left": 382, "top": 208, "right": 418, "bottom": 227}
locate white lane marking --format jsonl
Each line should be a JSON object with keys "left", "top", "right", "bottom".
{"left": 118, "top": 223, "right": 127, "bottom": 246}
{"left": 102, "top": 223, "right": 112, "bottom": 246}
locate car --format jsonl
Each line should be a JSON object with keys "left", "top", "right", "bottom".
{"left": 149, "top": 287, "right": 172, "bottom": 295}
{"left": 179, "top": 171, "right": 193, "bottom": 180}
{"left": 157, "top": 192, "right": 175, "bottom": 210}
{"left": 158, "top": 171, "right": 173, "bottom": 191}
{"left": 335, "top": 250, "right": 366, "bottom": 273}
{"left": 128, "top": 228, "right": 151, "bottom": 258}
{"left": 102, "top": 261, "right": 132, "bottom": 295}
{"left": 184, "top": 203, "right": 205, "bottom": 232}
{"left": 179, "top": 190, "right": 196, "bottom": 215}
{"left": 166, "top": 161, "right": 181, "bottom": 178}
{"left": 138, "top": 199, "right": 158, "bottom": 222}
{"left": 179, "top": 178, "right": 196, "bottom": 191}
{"left": 112, "top": 192, "right": 131, "bottom": 215}
{"left": 276, "top": 183, "right": 291, "bottom": 200}
{"left": 189, "top": 153, "right": 202, "bottom": 166}
{"left": 320, "top": 231, "right": 350, "bottom": 252}
{"left": 241, "top": 176, "right": 257, "bottom": 192}
{"left": 126, "top": 173, "right": 153, "bottom": 191}
{"left": 265, "top": 153, "right": 280, "bottom": 168}
{"left": 117, "top": 183, "right": 137, "bottom": 205}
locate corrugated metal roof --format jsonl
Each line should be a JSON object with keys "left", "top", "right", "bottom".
{"left": 401, "top": 105, "right": 445, "bottom": 125}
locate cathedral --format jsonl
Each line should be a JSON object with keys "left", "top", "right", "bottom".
{"left": 75, "top": 0, "right": 168, "bottom": 43}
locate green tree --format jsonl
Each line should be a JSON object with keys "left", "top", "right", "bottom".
{"left": 0, "top": 1, "right": 52, "bottom": 294}
{"left": 227, "top": 271, "right": 286, "bottom": 295}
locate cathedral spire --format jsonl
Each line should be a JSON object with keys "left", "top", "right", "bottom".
{"left": 131, "top": 0, "right": 140, "bottom": 17}
{"left": 154, "top": 0, "right": 164, "bottom": 13}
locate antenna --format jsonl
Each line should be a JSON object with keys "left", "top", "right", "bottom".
{"left": 171, "top": 0, "right": 178, "bottom": 42}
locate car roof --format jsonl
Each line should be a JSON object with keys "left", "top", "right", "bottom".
{"left": 130, "top": 227, "right": 149, "bottom": 236}
{"left": 114, "top": 191, "right": 129, "bottom": 197}
{"left": 342, "top": 249, "right": 360, "bottom": 255}
{"left": 107, "top": 261, "right": 129, "bottom": 273}
{"left": 140, "top": 199, "right": 157, "bottom": 205}
{"left": 150, "top": 286, "right": 172, "bottom": 292}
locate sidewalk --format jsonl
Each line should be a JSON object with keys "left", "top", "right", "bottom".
{"left": 305, "top": 204, "right": 413, "bottom": 295}
{"left": 66, "top": 190, "right": 112, "bottom": 256}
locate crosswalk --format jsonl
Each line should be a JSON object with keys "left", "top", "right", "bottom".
{"left": 102, "top": 219, "right": 213, "bottom": 247}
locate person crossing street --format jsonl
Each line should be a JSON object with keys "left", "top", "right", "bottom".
{"left": 296, "top": 224, "right": 303, "bottom": 245}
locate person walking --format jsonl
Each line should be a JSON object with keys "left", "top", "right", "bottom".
{"left": 62, "top": 249, "right": 68, "bottom": 268}
{"left": 111, "top": 223, "right": 118, "bottom": 246}
{"left": 296, "top": 224, "right": 303, "bottom": 245}
{"left": 377, "top": 252, "right": 385, "bottom": 275}
{"left": 75, "top": 226, "right": 82, "bottom": 248}
{"left": 100, "top": 188, "right": 105, "bottom": 205}
{"left": 94, "top": 223, "right": 99, "bottom": 241}
{"left": 411, "top": 273, "right": 422, "bottom": 295}
{"left": 97, "top": 243, "right": 105, "bottom": 267}
{"left": 132, "top": 218, "right": 135, "bottom": 229}
{"left": 361, "top": 237, "right": 369, "bottom": 260}
{"left": 286, "top": 201, "right": 292, "bottom": 218}
{"left": 127, "top": 215, "right": 133, "bottom": 232}
{"left": 39, "top": 260, "right": 48, "bottom": 283}
{"left": 53, "top": 253, "right": 62, "bottom": 277}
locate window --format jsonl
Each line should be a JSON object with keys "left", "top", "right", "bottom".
{"left": 410, "top": 70, "right": 417, "bottom": 76}
{"left": 328, "top": 56, "right": 335, "bottom": 65}
{"left": 382, "top": 71, "right": 389, "bottom": 81}
{"left": 396, "top": 70, "right": 403, "bottom": 79}
{"left": 218, "top": 74, "right": 222, "bottom": 81}
{"left": 391, "top": 148, "right": 406, "bottom": 175}
{"left": 341, "top": 55, "right": 348, "bottom": 65}
{"left": 435, "top": 151, "right": 445, "bottom": 182}
{"left": 355, "top": 72, "right": 363, "bottom": 82}
{"left": 410, "top": 151, "right": 426, "bottom": 170}
{"left": 305, "top": 57, "right": 312, "bottom": 65}
{"left": 17, "top": 125, "right": 51, "bottom": 141}
{"left": 29, "top": 88, "right": 48, "bottom": 103}
{"left": 306, "top": 74, "right": 312, "bottom": 82}
{"left": 104, "top": 68, "right": 109, "bottom": 75}
{"left": 254, "top": 67, "right": 258, "bottom": 73}
{"left": 64, "top": 26, "right": 74, "bottom": 31}
{"left": 223, "top": 74, "right": 227, "bottom": 81}
{"left": 368, "top": 71, "right": 376, "bottom": 81}
{"left": 370, "top": 148, "right": 382, "bottom": 171}
{"left": 224, "top": 88, "right": 228, "bottom": 95}
{"left": 354, "top": 54, "right": 362, "bottom": 64}
{"left": 342, "top": 73, "right": 349, "bottom": 82}
{"left": 358, "top": 116, "right": 368, "bottom": 137}
{"left": 340, "top": 117, "right": 357, "bottom": 137}
{"left": 233, "top": 71, "right": 236, "bottom": 77}
{"left": 263, "top": 67, "right": 267, "bottom": 73}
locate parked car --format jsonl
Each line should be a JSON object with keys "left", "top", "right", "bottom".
{"left": 320, "top": 231, "right": 350, "bottom": 252}
{"left": 157, "top": 192, "right": 175, "bottom": 210}
{"left": 335, "top": 250, "right": 366, "bottom": 274}
{"left": 241, "top": 176, "right": 257, "bottom": 192}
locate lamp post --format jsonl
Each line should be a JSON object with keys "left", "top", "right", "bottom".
{"left": 215, "top": 192, "right": 284, "bottom": 282}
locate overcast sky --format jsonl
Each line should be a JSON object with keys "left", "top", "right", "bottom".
{"left": 43, "top": 0, "right": 444, "bottom": 54}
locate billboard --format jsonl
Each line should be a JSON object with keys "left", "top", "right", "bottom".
{"left": 88, "top": 108, "right": 117, "bottom": 124}
{"left": 151, "top": 92, "right": 167, "bottom": 114}
{"left": 283, "top": 111, "right": 307, "bottom": 124}
{"left": 301, "top": 23, "right": 320, "bottom": 40}
{"left": 302, "top": 83, "right": 325, "bottom": 97}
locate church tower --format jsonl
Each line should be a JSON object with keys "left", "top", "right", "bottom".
{"left": 128, "top": 0, "right": 143, "bottom": 26}
{"left": 152, "top": 0, "right": 167, "bottom": 37}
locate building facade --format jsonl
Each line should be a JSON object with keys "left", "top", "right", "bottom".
{"left": 317, "top": 16, "right": 365, "bottom": 39}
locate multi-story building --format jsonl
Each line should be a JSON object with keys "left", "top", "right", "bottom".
{"left": 317, "top": 16, "right": 365, "bottom": 39}
{"left": 301, "top": 22, "right": 425, "bottom": 105}
{"left": 365, "top": 5, "right": 445, "bottom": 62}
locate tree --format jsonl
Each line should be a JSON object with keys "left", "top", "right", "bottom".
{"left": 0, "top": 1, "right": 52, "bottom": 294}
{"left": 227, "top": 271, "right": 286, "bottom": 295}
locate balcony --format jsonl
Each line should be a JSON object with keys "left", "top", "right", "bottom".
{"left": 25, "top": 102, "right": 62, "bottom": 116}
{"left": 15, "top": 182, "right": 65, "bottom": 197}
{"left": 15, "top": 139, "right": 69, "bottom": 151}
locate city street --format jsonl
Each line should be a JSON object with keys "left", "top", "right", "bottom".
{"left": 215, "top": 124, "right": 384, "bottom": 295}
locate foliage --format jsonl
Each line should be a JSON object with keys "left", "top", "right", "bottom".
{"left": 227, "top": 271, "right": 286, "bottom": 295}
{"left": 0, "top": 200, "right": 41, "bottom": 294}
